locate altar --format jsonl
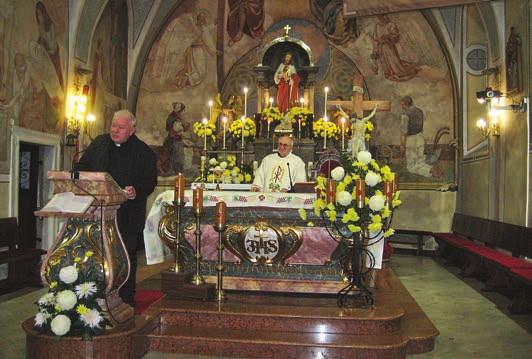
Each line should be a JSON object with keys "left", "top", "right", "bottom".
{"left": 144, "top": 189, "right": 353, "bottom": 293}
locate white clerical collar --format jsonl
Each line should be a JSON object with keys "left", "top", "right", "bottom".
{"left": 114, "top": 143, "right": 121, "bottom": 147}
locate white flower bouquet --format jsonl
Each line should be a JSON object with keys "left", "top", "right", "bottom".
{"left": 34, "top": 251, "right": 109, "bottom": 339}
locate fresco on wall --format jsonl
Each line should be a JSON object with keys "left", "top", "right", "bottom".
{"left": 0, "top": 0, "right": 66, "bottom": 173}
{"left": 86, "top": 0, "right": 128, "bottom": 139}
{"left": 135, "top": 0, "right": 455, "bottom": 187}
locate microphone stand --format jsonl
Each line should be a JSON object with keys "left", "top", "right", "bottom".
{"left": 287, "top": 162, "right": 295, "bottom": 193}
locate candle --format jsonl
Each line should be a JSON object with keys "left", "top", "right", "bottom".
{"left": 193, "top": 186, "right": 203, "bottom": 212}
{"left": 269, "top": 97, "right": 273, "bottom": 108}
{"left": 341, "top": 117, "right": 345, "bottom": 151}
{"left": 174, "top": 173, "right": 185, "bottom": 203}
{"left": 200, "top": 155, "right": 206, "bottom": 171}
{"left": 326, "top": 179, "right": 336, "bottom": 204}
{"left": 222, "top": 116, "right": 227, "bottom": 149}
{"left": 323, "top": 116, "right": 328, "bottom": 149}
{"left": 324, "top": 86, "right": 329, "bottom": 119}
{"left": 300, "top": 97, "right": 305, "bottom": 108}
{"left": 202, "top": 117, "right": 208, "bottom": 150}
{"left": 215, "top": 201, "right": 227, "bottom": 227}
{"left": 355, "top": 179, "right": 365, "bottom": 208}
{"left": 307, "top": 161, "right": 313, "bottom": 179}
{"left": 243, "top": 87, "right": 248, "bottom": 118}
{"left": 241, "top": 115, "right": 246, "bottom": 148}
{"left": 208, "top": 100, "right": 213, "bottom": 122}
{"left": 384, "top": 181, "right": 393, "bottom": 205}
{"left": 298, "top": 117, "right": 301, "bottom": 135}
{"left": 253, "top": 160, "right": 258, "bottom": 172}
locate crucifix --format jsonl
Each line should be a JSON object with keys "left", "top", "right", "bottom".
{"left": 284, "top": 24, "right": 291, "bottom": 37}
{"left": 327, "top": 74, "right": 391, "bottom": 118}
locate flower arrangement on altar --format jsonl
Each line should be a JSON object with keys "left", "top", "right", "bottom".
{"left": 310, "top": 150, "right": 401, "bottom": 239}
{"left": 313, "top": 117, "right": 340, "bottom": 139}
{"left": 206, "top": 155, "right": 252, "bottom": 184}
{"left": 286, "top": 106, "right": 313, "bottom": 127}
{"left": 193, "top": 120, "right": 217, "bottom": 142}
{"left": 229, "top": 116, "right": 256, "bottom": 142}
{"left": 34, "top": 250, "right": 109, "bottom": 339}
{"left": 260, "top": 106, "right": 283, "bottom": 123}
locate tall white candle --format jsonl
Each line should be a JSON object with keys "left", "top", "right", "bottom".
{"left": 323, "top": 116, "right": 328, "bottom": 150}
{"left": 208, "top": 100, "right": 213, "bottom": 121}
{"left": 243, "top": 87, "right": 248, "bottom": 118}
{"left": 202, "top": 117, "right": 208, "bottom": 150}
{"left": 241, "top": 115, "right": 246, "bottom": 148}
{"left": 341, "top": 117, "right": 345, "bottom": 151}
{"left": 269, "top": 97, "right": 273, "bottom": 108}
{"left": 222, "top": 116, "right": 227, "bottom": 149}
{"left": 300, "top": 97, "right": 305, "bottom": 108}
{"left": 267, "top": 119, "right": 271, "bottom": 139}
{"left": 324, "top": 86, "right": 329, "bottom": 119}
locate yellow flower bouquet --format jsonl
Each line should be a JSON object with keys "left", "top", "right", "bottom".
{"left": 229, "top": 117, "right": 256, "bottom": 143}
{"left": 206, "top": 155, "right": 253, "bottom": 184}
{"left": 286, "top": 106, "right": 313, "bottom": 127}
{"left": 313, "top": 117, "right": 340, "bottom": 139}
{"left": 193, "top": 120, "right": 217, "bottom": 142}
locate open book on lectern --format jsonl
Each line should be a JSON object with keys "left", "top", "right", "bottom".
{"left": 40, "top": 192, "right": 94, "bottom": 214}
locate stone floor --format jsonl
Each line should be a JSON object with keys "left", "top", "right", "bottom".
{"left": 1, "top": 253, "right": 531, "bottom": 358}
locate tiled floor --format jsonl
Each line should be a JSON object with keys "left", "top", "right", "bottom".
{"left": 1, "top": 253, "right": 531, "bottom": 359}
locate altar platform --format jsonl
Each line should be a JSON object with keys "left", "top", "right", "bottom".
{"left": 138, "top": 264, "right": 437, "bottom": 358}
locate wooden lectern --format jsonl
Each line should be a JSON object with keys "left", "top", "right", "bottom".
{"left": 36, "top": 171, "right": 134, "bottom": 326}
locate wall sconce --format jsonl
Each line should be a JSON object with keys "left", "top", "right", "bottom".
{"left": 65, "top": 85, "right": 96, "bottom": 146}
{"left": 475, "top": 87, "right": 528, "bottom": 138}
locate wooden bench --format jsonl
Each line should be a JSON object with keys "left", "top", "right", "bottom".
{"left": 0, "top": 217, "right": 46, "bottom": 292}
{"left": 434, "top": 213, "right": 532, "bottom": 313}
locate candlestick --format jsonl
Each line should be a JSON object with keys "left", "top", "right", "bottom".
{"left": 307, "top": 161, "right": 313, "bottom": 180}
{"left": 215, "top": 201, "right": 227, "bottom": 227}
{"left": 202, "top": 117, "right": 208, "bottom": 150}
{"left": 341, "top": 117, "right": 345, "bottom": 152}
{"left": 269, "top": 97, "right": 273, "bottom": 108}
{"left": 323, "top": 116, "right": 328, "bottom": 150}
{"left": 243, "top": 87, "right": 248, "bottom": 118}
{"left": 298, "top": 117, "right": 301, "bottom": 140}
{"left": 384, "top": 181, "right": 393, "bottom": 205}
{"left": 324, "top": 86, "right": 329, "bottom": 119}
{"left": 326, "top": 179, "right": 336, "bottom": 204}
{"left": 174, "top": 173, "right": 185, "bottom": 204}
{"left": 208, "top": 100, "right": 213, "bottom": 122}
{"left": 193, "top": 186, "right": 203, "bottom": 213}
{"left": 355, "top": 179, "right": 365, "bottom": 208}
{"left": 200, "top": 157, "right": 206, "bottom": 181}
{"left": 222, "top": 116, "right": 227, "bottom": 149}
{"left": 267, "top": 119, "right": 271, "bottom": 139}
{"left": 241, "top": 115, "right": 245, "bottom": 149}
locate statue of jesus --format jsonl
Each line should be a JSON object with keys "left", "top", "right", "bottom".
{"left": 274, "top": 52, "right": 300, "bottom": 113}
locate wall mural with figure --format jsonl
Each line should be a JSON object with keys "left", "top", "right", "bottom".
{"left": 0, "top": 0, "right": 67, "bottom": 173}
{"left": 135, "top": 0, "right": 455, "bottom": 187}
{"left": 86, "top": 0, "right": 128, "bottom": 140}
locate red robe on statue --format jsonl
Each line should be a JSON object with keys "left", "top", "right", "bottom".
{"left": 275, "top": 64, "right": 300, "bottom": 113}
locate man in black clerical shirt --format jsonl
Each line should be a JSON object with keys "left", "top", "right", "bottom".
{"left": 77, "top": 109, "right": 157, "bottom": 307}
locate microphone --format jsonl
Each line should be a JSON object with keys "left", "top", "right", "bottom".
{"left": 71, "top": 148, "right": 87, "bottom": 180}
{"left": 286, "top": 162, "right": 295, "bottom": 193}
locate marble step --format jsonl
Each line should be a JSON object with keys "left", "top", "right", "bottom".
{"left": 158, "top": 298, "right": 405, "bottom": 335}
{"left": 147, "top": 325, "right": 408, "bottom": 359}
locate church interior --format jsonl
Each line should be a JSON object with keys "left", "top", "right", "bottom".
{"left": 0, "top": 0, "right": 532, "bottom": 358}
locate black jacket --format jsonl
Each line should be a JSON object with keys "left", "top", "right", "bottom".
{"left": 76, "top": 134, "right": 157, "bottom": 234}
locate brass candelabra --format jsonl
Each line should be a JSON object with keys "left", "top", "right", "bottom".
{"left": 191, "top": 207, "right": 205, "bottom": 285}
{"left": 170, "top": 198, "right": 185, "bottom": 273}
{"left": 214, "top": 223, "right": 227, "bottom": 301}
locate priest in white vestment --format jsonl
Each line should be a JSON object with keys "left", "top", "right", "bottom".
{"left": 251, "top": 135, "right": 306, "bottom": 192}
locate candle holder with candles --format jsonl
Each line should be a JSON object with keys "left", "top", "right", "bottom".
{"left": 310, "top": 149, "right": 401, "bottom": 308}
{"left": 191, "top": 186, "right": 205, "bottom": 285}
{"left": 213, "top": 201, "right": 227, "bottom": 302}
{"left": 193, "top": 119, "right": 217, "bottom": 150}
{"left": 286, "top": 106, "right": 313, "bottom": 139}
{"left": 260, "top": 106, "right": 282, "bottom": 138}
{"left": 228, "top": 116, "right": 256, "bottom": 149}
{"left": 312, "top": 116, "right": 339, "bottom": 151}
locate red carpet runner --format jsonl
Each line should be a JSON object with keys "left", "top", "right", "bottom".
{"left": 135, "top": 289, "right": 165, "bottom": 315}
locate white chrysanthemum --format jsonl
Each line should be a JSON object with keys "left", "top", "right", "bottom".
{"left": 233, "top": 178, "right": 241, "bottom": 184}
{"left": 50, "top": 314, "right": 71, "bottom": 336}
{"left": 220, "top": 161, "right": 227, "bottom": 169}
{"left": 59, "top": 265, "right": 78, "bottom": 284}
{"left": 34, "top": 311, "right": 50, "bottom": 327}
{"left": 369, "top": 195, "right": 386, "bottom": 212}
{"left": 231, "top": 168, "right": 239, "bottom": 177}
{"left": 38, "top": 292, "right": 55, "bottom": 306}
{"left": 365, "top": 171, "right": 382, "bottom": 187}
{"left": 214, "top": 166, "right": 222, "bottom": 172}
{"left": 331, "top": 167, "right": 345, "bottom": 181}
{"left": 209, "top": 158, "right": 217, "bottom": 165}
{"left": 56, "top": 290, "right": 77, "bottom": 311}
{"left": 75, "top": 282, "right": 97, "bottom": 299}
{"left": 336, "top": 191, "right": 352, "bottom": 206}
{"left": 357, "top": 151, "right": 372, "bottom": 164}
{"left": 80, "top": 308, "right": 104, "bottom": 329}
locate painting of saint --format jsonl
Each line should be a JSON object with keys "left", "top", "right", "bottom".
{"left": 274, "top": 53, "right": 300, "bottom": 113}
{"left": 310, "top": 0, "right": 358, "bottom": 45}
{"left": 371, "top": 15, "right": 417, "bottom": 82}
{"left": 505, "top": 27, "right": 522, "bottom": 94}
{"left": 227, "top": 0, "right": 265, "bottom": 46}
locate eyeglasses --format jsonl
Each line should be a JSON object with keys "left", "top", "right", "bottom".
{"left": 278, "top": 143, "right": 291, "bottom": 147}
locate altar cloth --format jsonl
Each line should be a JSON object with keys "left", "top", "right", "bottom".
{"left": 143, "top": 190, "right": 323, "bottom": 265}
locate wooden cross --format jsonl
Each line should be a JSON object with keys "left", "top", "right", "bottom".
{"left": 284, "top": 24, "right": 292, "bottom": 37}
{"left": 327, "top": 74, "right": 391, "bottom": 118}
